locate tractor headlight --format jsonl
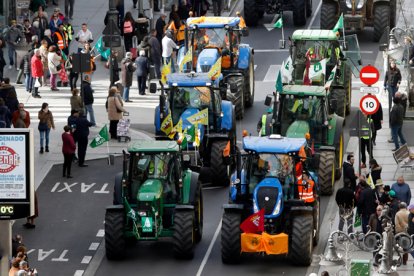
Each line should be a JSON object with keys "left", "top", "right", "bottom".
{"left": 271, "top": 199, "right": 281, "bottom": 216}
{"left": 356, "top": 0, "right": 364, "bottom": 9}
{"left": 345, "top": 0, "right": 352, "bottom": 8}
{"left": 253, "top": 198, "right": 259, "bottom": 213}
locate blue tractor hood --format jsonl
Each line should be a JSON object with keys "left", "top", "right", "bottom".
{"left": 243, "top": 136, "right": 306, "bottom": 154}
{"left": 253, "top": 178, "right": 284, "bottom": 218}
{"left": 197, "top": 48, "right": 221, "bottom": 73}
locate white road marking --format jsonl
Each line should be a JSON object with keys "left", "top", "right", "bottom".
{"left": 254, "top": 49, "right": 288, "bottom": 53}
{"left": 307, "top": 0, "right": 323, "bottom": 29}
{"left": 254, "top": 64, "right": 257, "bottom": 71}
{"left": 264, "top": 65, "right": 281, "bottom": 82}
{"left": 96, "top": 229, "right": 105, "bottom": 237}
{"left": 196, "top": 220, "right": 222, "bottom": 276}
{"left": 263, "top": 14, "right": 280, "bottom": 31}
{"left": 81, "top": 256, "right": 92, "bottom": 264}
{"left": 88, "top": 243, "right": 100, "bottom": 251}
{"left": 74, "top": 271, "right": 84, "bottom": 276}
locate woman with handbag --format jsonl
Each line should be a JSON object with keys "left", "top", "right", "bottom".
{"left": 47, "top": 45, "right": 62, "bottom": 91}
{"left": 38, "top": 102, "right": 55, "bottom": 153}
{"left": 106, "top": 87, "right": 127, "bottom": 139}
{"left": 31, "top": 48, "right": 43, "bottom": 98}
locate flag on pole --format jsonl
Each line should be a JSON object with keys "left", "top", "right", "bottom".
{"left": 124, "top": 198, "right": 139, "bottom": 238}
{"left": 187, "top": 108, "right": 209, "bottom": 125}
{"left": 275, "top": 70, "right": 283, "bottom": 92}
{"left": 207, "top": 57, "right": 222, "bottom": 79}
{"left": 94, "top": 36, "right": 111, "bottom": 61}
{"left": 179, "top": 130, "right": 188, "bottom": 148}
{"left": 273, "top": 17, "right": 283, "bottom": 28}
{"left": 161, "top": 61, "right": 172, "bottom": 84}
{"left": 308, "top": 58, "right": 327, "bottom": 80}
{"left": 160, "top": 113, "right": 173, "bottom": 135}
{"left": 324, "top": 65, "right": 337, "bottom": 89}
{"left": 168, "top": 118, "right": 183, "bottom": 139}
{"left": 281, "top": 56, "right": 293, "bottom": 83}
{"left": 240, "top": 209, "right": 265, "bottom": 233}
{"left": 186, "top": 124, "right": 196, "bottom": 142}
{"left": 194, "top": 126, "right": 200, "bottom": 147}
{"left": 179, "top": 48, "right": 192, "bottom": 72}
{"left": 332, "top": 13, "right": 344, "bottom": 33}
{"left": 90, "top": 125, "right": 109, "bottom": 148}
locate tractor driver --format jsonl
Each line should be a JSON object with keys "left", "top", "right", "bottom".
{"left": 297, "top": 171, "right": 316, "bottom": 203}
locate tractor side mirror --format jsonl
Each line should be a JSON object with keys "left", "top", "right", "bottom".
{"left": 230, "top": 82, "right": 238, "bottom": 93}
{"left": 149, "top": 82, "right": 157, "bottom": 94}
{"left": 264, "top": 95, "right": 272, "bottom": 106}
{"left": 241, "top": 28, "right": 249, "bottom": 37}
{"left": 279, "top": 39, "right": 286, "bottom": 49}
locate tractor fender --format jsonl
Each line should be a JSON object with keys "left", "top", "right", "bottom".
{"left": 221, "top": 100, "right": 233, "bottom": 131}
{"left": 237, "top": 44, "right": 251, "bottom": 70}
{"left": 319, "top": 145, "right": 336, "bottom": 152}
{"left": 106, "top": 205, "right": 124, "bottom": 211}
{"left": 333, "top": 117, "right": 344, "bottom": 148}
{"left": 113, "top": 172, "right": 123, "bottom": 205}
{"left": 182, "top": 170, "right": 200, "bottom": 204}
{"left": 373, "top": 0, "right": 390, "bottom": 4}
{"left": 154, "top": 105, "right": 161, "bottom": 132}
{"left": 223, "top": 203, "right": 244, "bottom": 213}
{"left": 175, "top": 204, "right": 195, "bottom": 210}
{"left": 290, "top": 206, "right": 314, "bottom": 216}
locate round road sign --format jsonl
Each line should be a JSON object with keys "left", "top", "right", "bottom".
{"left": 360, "top": 65, "right": 380, "bottom": 86}
{"left": 360, "top": 94, "right": 380, "bottom": 115}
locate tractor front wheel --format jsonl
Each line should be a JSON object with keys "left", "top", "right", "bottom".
{"left": 320, "top": 2, "right": 337, "bottom": 30}
{"left": 194, "top": 184, "right": 204, "bottom": 243}
{"left": 373, "top": 5, "right": 390, "bottom": 42}
{"left": 244, "top": 56, "right": 255, "bottom": 108}
{"left": 289, "top": 215, "right": 313, "bottom": 266}
{"left": 318, "top": 151, "right": 336, "bottom": 195}
{"left": 211, "top": 141, "right": 231, "bottom": 186}
{"left": 221, "top": 212, "right": 241, "bottom": 264}
{"left": 173, "top": 210, "right": 195, "bottom": 259}
{"left": 227, "top": 76, "right": 245, "bottom": 120}
{"left": 105, "top": 209, "right": 126, "bottom": 260}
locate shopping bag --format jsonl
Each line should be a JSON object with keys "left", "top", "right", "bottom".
{"left": 58, "top": 66, "right": 69, "bottom": 83}
{"left": 34, "top": 78, "right": 41, "bottom": 88}
{"left": 354, "top": 212, "right": 362, "bottom": 228}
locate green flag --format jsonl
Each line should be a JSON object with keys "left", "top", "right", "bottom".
{"left": 275, "top": 70, "right": 283, "bottom": 92}
{"left": 179, "top": 131, "right": 188, "bottom": 148}
{"left": 273, "top": 17, "right": 283, "bottom": 28}
{"left": 94, "top": 36, "right": 111, "bottom": 61}
{"left": 90, "top": 125, "right": 109, "bottom": 148}
{"left": 332, "top": 13, "right": 344, "bottom": 33}
{"left": 124, "top": 197, "right": 139, "bottom": 238}
{"left": 324, "top": 65, "right": 337, "bottom": 89}
{"left": 186, "top": 125, "right": 196, "bottom": 142}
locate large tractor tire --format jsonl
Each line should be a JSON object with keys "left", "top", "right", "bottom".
{"left": 221, "top": 212, "right": 241, "bottom": 264}
{"left": 244, "top": 56, "right": 255, "bottom": 108}
{"left": 373, "top": 5, "right": 390, "bottom": 42}
{"left": 331, "top": 88, "right": 346, "bottom": 118}
{"left": 173, "top": 210, "right": 195, "bottom": 259}
{"left": 244, "top": 0, "right": 259, "bottom": 26}
{"left": 211, "top": 140, "right": 231, "bottom": 186}
{"left": 227, "top": 76, "right": 245, "bottom": 120}
{"left": 313, "top": 200, "right": 320, "bottom": 246}
{"left": 293, "top": 0, "right": 307, "bottom": 26}
{"left": 306, "top": 0, "right": 313, "bottom": 17}
{"left": 390, "top": 0, "right": 397, "bottom": 28}
{"left": 194, "top": 184, "right": 203, "bottom": 243}
{"left": 105, "top": 209, "right": 126, "bottom": 260}
{"left": 318, "top": 150, "right": 336, "bottom": 195}
{"left": 289, "top": 215, "right": 313, "bottom": 266}
{"left": 320, "top": 2, "right": 337, "bottom": 30}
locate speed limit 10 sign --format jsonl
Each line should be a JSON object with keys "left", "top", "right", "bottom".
{"left": 360, "top": 94, "right": 380, "bottom": 115}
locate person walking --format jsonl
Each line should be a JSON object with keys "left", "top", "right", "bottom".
{"left": 384, "top": 60, "right": 402, "bottom": 101}
{"left": 32, "top": 8, "right": 48, "bottom": 40}
{"left": 62, "top": 125, "right": 75, "bottom": 178}
{"left": 5, "top": 20, "right": 24, "bottom": 69}
{"left": 39, "top": 39, "right": 49, "bottom": 86}
{"left": 64, "top": 0, "right": 75, "bottom": 20}
{"left": 135, "top": 50, "right": 149, "bottom": 95}
{"left": 335, "top": 179, "right": 355, "bottom": 234}
{"left": 30, "top": 48, "right": 43, "bottom": 98}
{"left": 108, "top": 50, "right": 121, "bottom": 86}
{"left": 395, "top": 202, "right": 410, "bottom": 265}
{"left": 121, "top": 52, "right": 136, "bottom": 102}
{"left": 70, "top": 88, "right": 83, "bottom": 112}
{"left": 49, "top": 8, "right": 63, "bottom": 34}
{"left": 360, "top": 114, "right": 374, "bottom": 168}
{"left": 358, "top": 179, "right": 377, "bottom": 234}
{"left": 389, "top": 96, "right": 407, "bottom": 151}
{"left": 122, "top": 12, "right": 136, "bottom": 52}
{"left": 75, "top": 23, "right": 93, "bottom": 53}
{"left": 22, "top": 50, "right": 33, "bottom": 93}
{"left": 162, "top": 30, "right": 178, "bottom": 70}
{"left": 12, "top": 103, "right": 30, "bottom": 128}
{"left": 47, "top": 45, "right": 61, "bottom": 91}
{"left": 148, "top": 29, "right": 162, "bottom": 79}
{"left": 38, "top": 102, "right": 55, "bottom": 154}
{"left": 343, "top": 154, "right": 358, "bottom": 191}
{"left": 106, "top": 87, "right": 127, "bottom": 139}
{"left": 74, "top": 111, "right": 93, "bottom": 167}
{"left": 371, "top": 102, "right": 383, "bottom": 145}
{"left": 53, "top": 23, "right": 69, "bottom": 55}
{"left": 5, "top": 87, "right": 19, "bottom": 115}
{"left": 391, "top": 176, "right": 411, "bottom": 205}
{"left": 155, "top": 14, "right": 167, "bottom": 45}
{"left": 81, "top": 75, "right": 96, "bottom": 126}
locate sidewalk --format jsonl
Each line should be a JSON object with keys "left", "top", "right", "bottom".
{"left": 317, "top": 1, "right": 414, "bottom": 275}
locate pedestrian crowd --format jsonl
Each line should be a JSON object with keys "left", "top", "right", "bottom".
{"left": 8, "top": 234, "right": 38, "bottom": 275}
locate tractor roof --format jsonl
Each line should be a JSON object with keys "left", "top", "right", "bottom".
{"left": 128, "top": 140, "right": 179, "bottom": 153}
{"left": 167, "top": 73, "right": 213, "bottom": 87}
{"left": 186, "top": 16, "right": 240, "bottom": 28}
{"left": 243, "top": 136, "right": 306, "bottom": 154}
{"left": 292, "top": 30, "right": 338, "bottom": 41}
{"left": 281, "top": 84, "right": 327, "bottom": 97}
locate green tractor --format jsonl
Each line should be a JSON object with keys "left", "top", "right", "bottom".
{"left": 105, "top": 140, "right": 203, "bottom": 260}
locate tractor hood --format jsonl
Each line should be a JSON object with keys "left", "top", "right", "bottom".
{"left": 286, "top": 120, "right": 309, "bottom": 138}
{"left": 253, "top": 178, "right": 284, "bottom": 218}
{"left": 197, "top": 48, "right": 220, "bottom": 73}
{"left": 137, "top": 179, "right": 163, "bottom": 201}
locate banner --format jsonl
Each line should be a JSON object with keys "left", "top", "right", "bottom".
{"left": 90, "top": 125, "right": 109, "bottom": 148}
{"left": 333, "top": 13, "right": 344, "bottom": 33}
{"left": 187, "top": 108, "right": 209, "bottom": 125}
{"left": 179, "top": 48, "right": 192, "bottom": 72}
{"left": 207, "top": 57, "right": 222, "bottom": 79}
{"left": 273, "top": 17, "right": 283, "bottom": 28}
{"left": 324, "top": 65, "right": 337, "bottom": 89}
{"left": 94, "top": 36, "right": 110, "bottom": 61}
{"left": 281, "top": 56, "right": 293, "bottom": 83}
{"left": 308, "top": 58, "right": 327, "bottom": 80}
{"left": 160, "top": 113, "right": 173, "bottom": 135}
{"left": 240, "top": 209, "right": 264, "bottom": 233}
{"left": 161, "top": 61, "right": 172, "bottom": 84}
{"left": 275, "top": 70, "right": 283, "bottom": 92}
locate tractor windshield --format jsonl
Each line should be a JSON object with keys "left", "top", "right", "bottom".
{"left": 252, "top": 153, "right": 292, "bottom": 179}
{"left": 135, "top": 153, "right": 172, "bottom": 179}
{"left": 194, "top": 28, "right": 227, "bottom": 49}
{"left": 294, "top": 40, "right": 340, "bottom": 64}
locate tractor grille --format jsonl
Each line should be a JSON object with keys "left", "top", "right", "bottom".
{"left": 137, "top": 201, "right": 152, "bottom": 213}
{"left": 200, "top": 65, "right": 211, "bottom": 73}
{"left": 257, "top": 187, "right": 278, "bottom": 216}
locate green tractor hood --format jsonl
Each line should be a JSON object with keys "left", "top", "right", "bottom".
{"left": 138, "top": 179, "right": 163, "bottom": 201}
{"left": 286, "top": 120, "right": 309, "bottom": 138}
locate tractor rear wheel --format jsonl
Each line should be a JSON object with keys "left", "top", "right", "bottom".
{"left": 211, "top": 141, "right": 231, "bottom": 186}
{"left": 173, "top": 210, "right": 195, "bottom": 259}
{"left": 194, "top": 184, "right": 203, "bottom": 243}
{"left": 373, "top": 5, "right": 390, "bottom": 42}
{"left": 320, "top": 2, "right": 337, "bottom": 30}
{"left": 293, "top": 0, "right": 307, "bottom": 26}
{"left": 221, "top": 212, "right": 241, "bottom": 264}
{"left": 244, "top": 56, "right": 255, "bottom": 108}
{"left": 289, "top": 215, "right": 313, "bottom": 266}
{"left": 244, "top": 0, "right": 259, "bottom": 26}
{"left": 227, "top": 76, "right": 245, "bottom": 120}
{"left": 105, "top": 209, "right": 126, "bottom": 260}
{"left": 318, "top": 151, "right": 336, "bottom": 195}
{"left": 331, "top": 88, "right": 346, "bottom": 118}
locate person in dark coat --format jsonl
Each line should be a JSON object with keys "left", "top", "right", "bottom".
{"left": 367, "top": 159, "right": 382, "bottom": 185}
{"left": 343, "top": 154, "right": 358, "bottom": 192}
{"left": 121, "top": 52, "right": 136, "bottom": 102}
{"left": 335, "top": 179, "right": 355, "bottom": 233}
{"left": 62, "top": 125, "right": 76, "bottom": 178}
{"left": 389, "top": 96, "right": 406, "bottom": 150}
{"left": 148, "top": 29, "right": 162, "bottom": 79}
{"left": 81, "top": 75, "right": 96, "bottom": 126}
{"left": 135, "top": 50, "right": 149, "bottom": 95}
{"left": 108, "top": 50, "right": 121, "bottom": 87}
{"left": 0, "top": 98, "right": 11, "bottom": 128}
{"left": 73, "top": 111, "right": 93, "bottom": 167}
{"left": 122, "top": 12, "right": 136, "bottom": 52}
{"left": 384, "top": 60, "right": 402, "bottom": 101}
{"left": 358, "top": 180, "right": 377, "bottom": 234}
{"left": 155, "top": 14, "right": 167, "bottom": 45}
{"left": 67, "top": 109, "right": 79, "bottom": 161}
{"left": 32, "top": 8, "right": 49, "bottom": 40}
{"left": 368, "top": 205, "right": 384, "bottom": 234}
{"left": 0, "top": 39, "right": 5, "bottom": 82}
{"left": 371, "top": 102, "right": 383, "bottom": 145}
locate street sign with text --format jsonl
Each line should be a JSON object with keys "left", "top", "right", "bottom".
{"left": 360, "top": 86, "right": 379, "bottom": 94}
{"left": 359, "top": 94, "right": 380, "bottom": 115}
{"left": 360, "top": 65, "right": 380, "bottom": 86}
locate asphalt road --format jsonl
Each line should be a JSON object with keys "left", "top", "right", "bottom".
{"left": 15, "top": 0, "right": 386, "bottom": 275}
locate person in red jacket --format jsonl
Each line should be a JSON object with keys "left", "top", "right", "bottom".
{"left": 62, "top": 125, "right": 76, "bottom": 178}
{"left": 11, "top": 103, "right": 30, "bottom": 128}
{"left": 31, "top": 48, "right": 43, "bottom": 98}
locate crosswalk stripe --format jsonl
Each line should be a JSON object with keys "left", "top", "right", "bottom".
{"left": 263, "top": 65, "right": 281, "bottom": 82}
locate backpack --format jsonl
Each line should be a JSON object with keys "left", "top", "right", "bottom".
{"left": 123, "top": 21, "right": 133, "bottom": 34}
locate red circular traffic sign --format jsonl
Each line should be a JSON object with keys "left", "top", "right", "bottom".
{"left": 360, "top": 65, "right": 380, "bottom": 86}
{"left": 360, "top": 94, "right": 380, "bottom": 115}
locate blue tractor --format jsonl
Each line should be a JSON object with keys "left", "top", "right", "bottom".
{"left": 221, "top": 135, "right": 320, "bottom": 265}
{"left": 154, "top": 72, "right": 236, "bottom": 186}
{"left": 177, "top": 17, "right": 255, "bottom": 119}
